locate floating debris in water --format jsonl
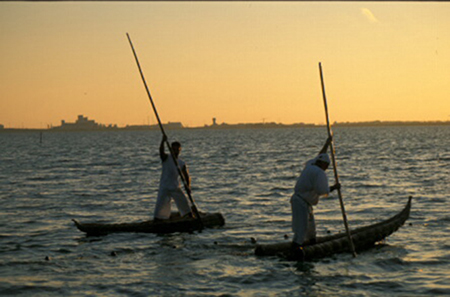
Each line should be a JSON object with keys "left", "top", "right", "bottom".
{"left": 110, "top": 251, "right": 117, "bottom": 257}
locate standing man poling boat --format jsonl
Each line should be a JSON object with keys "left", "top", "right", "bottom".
{"left": 290, "top": 136, "right": 341, "bottom": 251}
{"left": 126, "top": 33, "right": 203, "bottom": 228}
{"left": 154, "top": 135, "right": 193, "bottom": 221}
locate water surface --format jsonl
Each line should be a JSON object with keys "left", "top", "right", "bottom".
{"left": 0, "top": 126, "right": 449, "bottom": 296}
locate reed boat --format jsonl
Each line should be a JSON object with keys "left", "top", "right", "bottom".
{"left": 255, "top": 196, "right": 412, "bottom": 261}
{"left": 73, "top": 212, "right": 225, "bottom": 236}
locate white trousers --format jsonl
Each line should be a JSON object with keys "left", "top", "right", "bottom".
{"left": 154, "top": 187, "right": 191, "bottom": 219}
{"left": 291, "top": 194, "right": 316, "bottom": 245}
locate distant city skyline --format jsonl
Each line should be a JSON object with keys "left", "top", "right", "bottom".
{"left": 1, "top": 113, "right": 449, "bottom": 131}
{"left": 1, "top": 2, "right": 449, "bottom": 128}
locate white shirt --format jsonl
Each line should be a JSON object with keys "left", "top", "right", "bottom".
{"left": 159, "top": 156, "right": 185, "bottom": 190}
{"left": 293, "top": 158, "right": 330, "bottom": 205}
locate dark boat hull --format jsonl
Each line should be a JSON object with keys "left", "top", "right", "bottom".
{"left": 73, "top": 212, "right": 225, "bottom": 236}
{"left": 255, "top": 196, "right": 412, "bottom": 261}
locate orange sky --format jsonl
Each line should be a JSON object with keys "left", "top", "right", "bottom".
{"left": 1, "top": 2, "right": 449, "bottom": 128}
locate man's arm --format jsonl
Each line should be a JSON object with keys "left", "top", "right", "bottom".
{"left": 319, "top": 136, "right": 332, "bottom": 155}
{"left": 160, "top": 135, "right": 168, "bottom": 161}
{"left": 329, "top": 183, "right": 341, "bottom": 192}
{"left": 182, "top": 165, "right": 191, "bottom": 194}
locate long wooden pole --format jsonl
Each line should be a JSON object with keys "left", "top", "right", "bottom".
{"left": 126, "top": 33, "right": 203, "bottom": 229}
{"left": 318, "top": 62, "right": 357, "bottom": 257}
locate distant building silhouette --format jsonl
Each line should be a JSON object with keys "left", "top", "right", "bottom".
{"left": 52, "top": 115, "right": 117, "bottom": 131}
{"left": 164, "top": 122, "right": 184, "bottom": 129}
{"left": 123, "top": 121, "right": 183, "bottom": 130}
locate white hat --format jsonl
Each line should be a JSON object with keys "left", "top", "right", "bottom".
{"left": 316, "top": 153, "right": 331, "bottom": 164}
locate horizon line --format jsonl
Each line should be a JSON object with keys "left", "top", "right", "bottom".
{"left": 2, "top": 119, "right": 450, "bottom": 131}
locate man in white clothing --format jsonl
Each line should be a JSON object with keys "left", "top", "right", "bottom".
{"left": 154, "top": 135, "right": 192, "bottom": 220}
{"left": 291, "top": 137, "right": 340, "bottom": 249}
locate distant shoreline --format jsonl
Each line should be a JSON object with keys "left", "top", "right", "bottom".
{"left": 1, "top": 120, "right": 449, "bottom": 133}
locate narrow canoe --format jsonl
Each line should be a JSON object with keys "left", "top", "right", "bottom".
{"left": 255, "top": 196, "right": 412, "bottom": 261}
{"left": 73, "top": 212, "right": 225, "bottom": 236}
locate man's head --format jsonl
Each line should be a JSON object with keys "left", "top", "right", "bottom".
{"left": 171, "top": 141, "right": 182, "bottom": 157}
{"left": 315, "top": 153, "right": 330, "bottom": 170}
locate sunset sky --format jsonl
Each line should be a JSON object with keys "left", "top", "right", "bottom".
{"left": 1, "top": 2, "right": 449, "bottom": 128}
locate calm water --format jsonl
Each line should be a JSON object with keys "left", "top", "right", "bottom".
{"left": 0, "top": 126, "right": 449, "bottom": 296}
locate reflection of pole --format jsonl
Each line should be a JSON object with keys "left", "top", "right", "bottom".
{"left": 126, "top": 33, "right": 203, "bottom": 228}
{"left": 318, "top": 62, "right": 357, "bottom": 258}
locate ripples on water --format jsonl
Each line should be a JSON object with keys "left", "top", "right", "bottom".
{"left": 0, "top": 126, "right": 449, "bottom": 296}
